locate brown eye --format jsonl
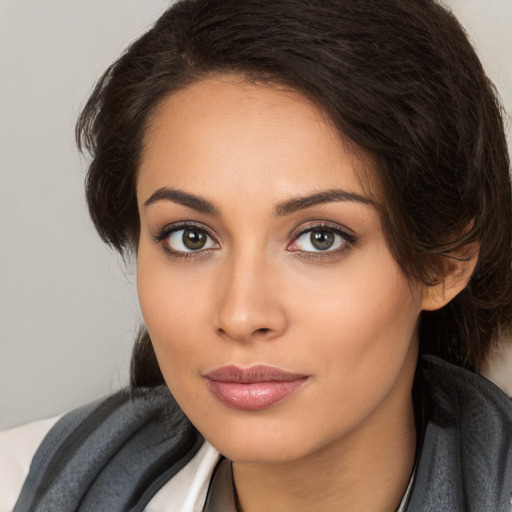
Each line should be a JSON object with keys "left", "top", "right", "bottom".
{"left": 310, "top": 230, "right": 335, "bottom": 251}
{"left": 182, "top": 228, "right": 207, "bottom": 250}
{"left": 288, "top": 224, "right": 354, "bottom": 255}
{"left": 163, "top": 226, "right": 218, "bottom": 253}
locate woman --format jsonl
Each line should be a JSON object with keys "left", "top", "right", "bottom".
{"left": 4, "top": 0, "right": 512, "bottom": 510}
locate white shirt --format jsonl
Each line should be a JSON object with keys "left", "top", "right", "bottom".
{"left": 0, "top": 417, "right": 220, "bottom": 512}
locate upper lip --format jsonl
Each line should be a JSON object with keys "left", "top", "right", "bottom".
{"left": 204, "top": 365, "right": 308, "bottom": 383}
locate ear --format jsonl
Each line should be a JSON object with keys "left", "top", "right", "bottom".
{"left": 421, "top": 241, "right": 479, "bottom": 311}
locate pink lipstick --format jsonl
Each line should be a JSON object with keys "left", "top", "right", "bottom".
{"left": 204, "top": 365, "right": 309, "bottom": 410}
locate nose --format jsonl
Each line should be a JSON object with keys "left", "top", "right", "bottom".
{"left": 213, "top": 251, "right": 287, "bottom": 343}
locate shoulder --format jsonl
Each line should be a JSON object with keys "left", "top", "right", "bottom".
{"left": 0, "top": 416, "right": 61, "bottom": 512}
{"left": 407, "top": 355, "right": 512, "bottom": 511}
{"left": 481, "top": 340, "right": 512, "bottom": 398}
{"left": 420, "top": 353, "right": 512, "bottom": 422}
{"left": 9, "top": 386, "right": 210, "bottom": 512}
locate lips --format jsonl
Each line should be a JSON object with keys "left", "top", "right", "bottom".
{"left": 204, "top": 365, "right": 309, "bottom": 410}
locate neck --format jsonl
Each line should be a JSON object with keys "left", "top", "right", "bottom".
{"left": 232, "top": 361, "right": 418, "bottom": 512}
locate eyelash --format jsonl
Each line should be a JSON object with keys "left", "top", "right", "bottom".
{"left": 153, "top": 221, "right": 356, "bottom": 261}
{"left": 287, "top": 222, "right": 356, "bottom": 261}
{"left": 153, "top": 222, "right": 218, "bottom": 260}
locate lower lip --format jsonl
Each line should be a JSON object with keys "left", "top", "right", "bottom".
{"left": 207, "top": 379, "right": 308, "bottom": 410}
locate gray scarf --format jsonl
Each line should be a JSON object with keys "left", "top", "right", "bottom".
{"left": 14, "top": 356, "right": 512, "bottom": 511}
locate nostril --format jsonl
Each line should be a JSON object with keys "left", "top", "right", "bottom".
{"left": 255, "top": 328, "right": 270, "bottom": 335}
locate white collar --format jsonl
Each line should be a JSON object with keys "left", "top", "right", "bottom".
{"left": 145, "top": 441, "right": 220, "bottom": 512}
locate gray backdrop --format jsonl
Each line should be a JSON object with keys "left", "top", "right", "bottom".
{"left": 1, "top": 0, "right": 511, "bottom": 430}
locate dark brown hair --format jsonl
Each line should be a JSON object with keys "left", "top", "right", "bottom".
{"left": 77, "top": 0, "right": 512, "bottom": 386}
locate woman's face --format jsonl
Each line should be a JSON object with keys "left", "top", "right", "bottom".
{"left": 136, "top": 75, "right": 425, "bottom": 463}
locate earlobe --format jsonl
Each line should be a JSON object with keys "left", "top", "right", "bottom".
{"left": 421, "top": 242, "right": 479, "bottom": 311}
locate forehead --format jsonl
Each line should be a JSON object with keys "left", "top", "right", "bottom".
{"left": 137, "top": 75, "right": 376, "bottom": 204}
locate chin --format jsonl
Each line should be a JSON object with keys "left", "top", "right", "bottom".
{"left": 212, "top": 438, "right": 310, "bottom": 464}
{"left": 196, "top": 414, "right": 327, "bottom": 464}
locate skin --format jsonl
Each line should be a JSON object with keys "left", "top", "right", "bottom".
{"left": 136, "top": 75, "right": 468, "bottom": 511}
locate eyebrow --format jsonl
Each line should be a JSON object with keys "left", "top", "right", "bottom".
{"left": 144, "top": 187, "right": 220, "bottom": 215}
{"left": 144, "top": 187, "right": 375, "bottom": 216}
{"left": 274, "top": 189, "right": 376, "bottom": 216}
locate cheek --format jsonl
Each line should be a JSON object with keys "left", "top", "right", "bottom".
{"left": 136, "top": 249, "right": 208, "bottom": 376}
{"left": 289, "top": 244, "right": 422, "bottom": 381}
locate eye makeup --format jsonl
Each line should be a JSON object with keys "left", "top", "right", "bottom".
{"left": 152, "top": 218, "right": 357, "bottom": 263}
{"left": 153, "top": 221, "right": 219, "bottom": 260}
{"left": 287, "top": 221, "right": 357, "bottom": 262}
